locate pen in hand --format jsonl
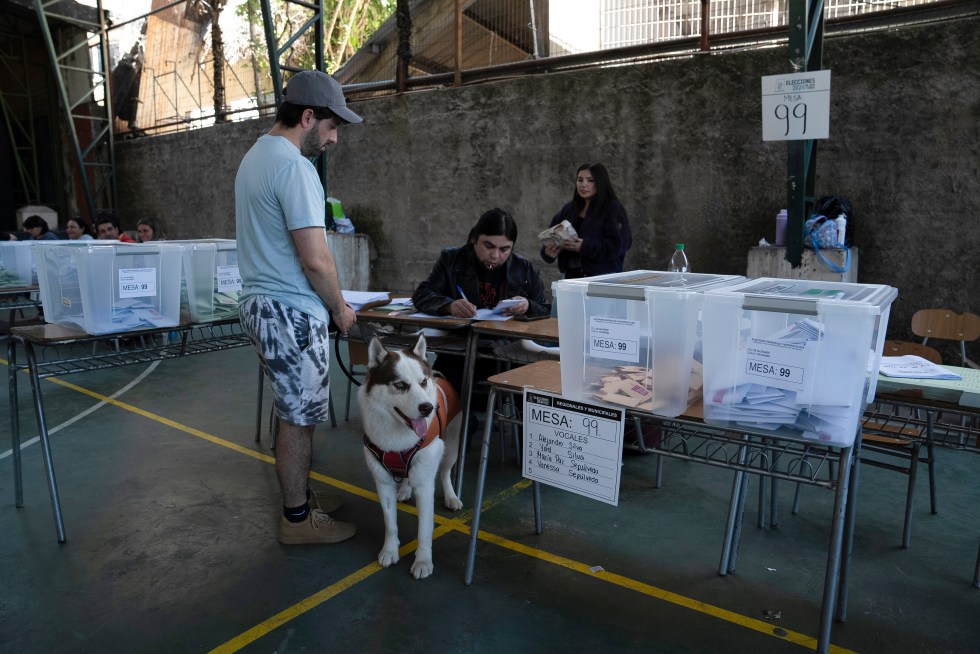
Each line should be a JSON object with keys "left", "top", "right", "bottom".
{"left": 454, "top": 285, "right": 476, "bottom": 318}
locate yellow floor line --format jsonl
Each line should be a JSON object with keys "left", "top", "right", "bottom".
{"left": 21, "top": 372, "right": 855, "bottom": 654}
{"left": 208, "top": 524, "right": 457, "bottom": 654}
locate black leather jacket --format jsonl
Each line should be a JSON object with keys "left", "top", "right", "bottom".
{"left": 412, "top": 245, "right": 551, "bottom": 317}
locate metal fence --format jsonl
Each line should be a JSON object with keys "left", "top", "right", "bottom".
{"left": 124, "top": 0, "right": 968, "bottom": 135}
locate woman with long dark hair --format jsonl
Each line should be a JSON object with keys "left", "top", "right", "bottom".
{"left": 541, "top": 162, "right": 632, "bottom": 278}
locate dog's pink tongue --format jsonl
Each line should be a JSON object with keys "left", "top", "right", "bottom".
{"left": 412, "top": 417, "right": 428, "bottom": 439}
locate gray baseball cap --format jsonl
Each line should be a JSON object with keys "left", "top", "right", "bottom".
{"left": 283, "top": 70, "right": 363, "bottom": 124}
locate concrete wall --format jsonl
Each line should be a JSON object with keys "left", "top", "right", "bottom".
{"left": 116, "top": 17, "right": 980, "bottom": 362}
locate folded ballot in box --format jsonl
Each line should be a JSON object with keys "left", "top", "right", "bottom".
{"left": 538, "top": 220, "right": 579, "bottom": 246}
{"left": 701, "top": 278, "right": 898, "bottom": 447}
{"left": 33, "top": 242, "right": 183, "bottom": 334}
{"left": 553, "top": 270, "right": 746, "bottom": 418}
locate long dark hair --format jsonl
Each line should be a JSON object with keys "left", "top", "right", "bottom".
{"left": 23, "top": 215, "right": 50, "bottom": 235}
{"left": 568, "top": 162, "right": 620, "bottom": 216}
{"left": 467, "top": 208, "right": 518, "bottom": 246}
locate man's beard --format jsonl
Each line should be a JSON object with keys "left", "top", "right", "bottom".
{"left": 300, "top": 120, "right": 324, "bottom": 158}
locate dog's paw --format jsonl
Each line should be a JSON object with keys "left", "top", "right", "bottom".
{"left": 410, "top": 558, "right": 434, "bottom": 580}
{"left": 378, "top": 549, "right": 400, "bottom": 568}
{"left": 443, "top": 495, "right": 463, "bottom": 511}
{"left": 396, "top": 485, "right": 414, "bottom": 503}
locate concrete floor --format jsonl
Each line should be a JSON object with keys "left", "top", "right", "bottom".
{"left": 1, "top": 339, "right": 979, "bottom": 653}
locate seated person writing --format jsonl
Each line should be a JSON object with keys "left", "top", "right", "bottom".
{"left": 412, "top": 208, "right": 551, "bottom": 394}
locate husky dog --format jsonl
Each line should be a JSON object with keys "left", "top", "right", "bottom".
{"left": 359, "top": 335, "right": 463, "bottom": 579}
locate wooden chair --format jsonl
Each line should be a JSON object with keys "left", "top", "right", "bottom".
{"left": 881, "top": 339, "right": 945, "bottom": 361}
{"left": 911, "top": 308, "right": 980, "bottom": 369}
{"left": 861, "top": 340, "right": 943, "bottom": 548}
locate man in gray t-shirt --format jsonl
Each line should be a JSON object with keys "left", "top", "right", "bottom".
{"left": 235, "top": 70, "right": 360, "bottom": 545}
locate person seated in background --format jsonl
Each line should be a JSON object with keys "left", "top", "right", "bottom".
{"left": 93, "top": 210, "right": 135, "bottom": 242}
{"left": 412, "top": 207, "right": 551, "bottom": 395}
{"left": 22, "top": 215, "right": 59, "bottom": 240}
{"left": 540, "top": 162, "right": 632, "bottom": 278}
{"left": 136, "top": 217, "right": 165, "bottom": 242}
{"left": 66, "top": 217, "right": 94, "bottom": 240}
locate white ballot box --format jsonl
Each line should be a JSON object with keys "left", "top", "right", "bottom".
{"left": 554, "top": 270, "right": 746, "bottom": 417}
{"left": 174, "top": 239, "right": 240, "bottom": 322}
{"left": 0, "top": 241, "right": 36, "bottom": 287}
{"left": 33, "top": 242, "right": 183, "bottom": 334}
{"left": 701, "top": 278, "right": 898, "bottom": 447}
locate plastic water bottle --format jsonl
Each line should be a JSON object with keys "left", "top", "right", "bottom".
{"left": 835, "top": 214, "right": 847, "bottom": 246}
{"left": 668, "top": 244, "right": 689, "bottom": 273}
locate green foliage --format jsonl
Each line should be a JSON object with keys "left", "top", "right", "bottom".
{"left": 235, "top": 0, "right": 394, "bottom": 75}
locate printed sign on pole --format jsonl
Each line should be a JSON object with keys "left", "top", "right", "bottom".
{"left": 761, "top": 70, "right": 831, "bottom": 141}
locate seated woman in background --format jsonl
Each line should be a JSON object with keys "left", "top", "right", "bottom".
{"left": 412, "top": 207, "right": 550, "bottom": 393}
{"left": 136, "top": 217, "right": 165, "bottom": 242}
{"left": 540, "top": 162, "right": 632, "bottom": 278}
{"left": 23, "top": 215, "right": 59, "bottom": 240}
{"left": 66, "top": 217, "right": 94, "bottom": 240}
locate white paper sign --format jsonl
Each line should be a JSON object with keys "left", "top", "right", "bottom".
{"left": 761, "top": 70, "right": 831, "bottom": 141}
{"left": 741, "top": 337, "right": 815, "bottom": 393}
{"left": 216, "top": 265, "right": 242, "bottom": 292}
{"left": 589, "top": 316, "right": 640, "bottom": 363}
{"left": 118, "top": 267, "right": 157, "bottom": 298}
{"left": 523, "top": 389, "right": 625, "bottom": 505}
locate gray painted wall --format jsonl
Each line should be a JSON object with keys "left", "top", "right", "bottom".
{"left": 116, "top": 17, "right": 980, "bottom": 361}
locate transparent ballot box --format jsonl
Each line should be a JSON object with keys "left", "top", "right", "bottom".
{"left": 33, "top": 242, "right": 182, "bottom": 334}
{"left": 554, "top": 270, "right": 746, "bottom": 417}
{"left": 175, "top": 239, "right": 240, "bottom": 322}
{"left": 0, "top": 241, "right": 35, "bottom": 287}
{"left": 701, "top": 278, "right": 898, "bottom": 447}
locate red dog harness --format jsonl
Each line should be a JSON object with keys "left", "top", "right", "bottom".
{"left": 364, "top": 377, "right": 459, "bottom": 482}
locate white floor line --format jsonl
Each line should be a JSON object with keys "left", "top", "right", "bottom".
{"left": 0, "top": 360, "right": 161, "bottom": 461}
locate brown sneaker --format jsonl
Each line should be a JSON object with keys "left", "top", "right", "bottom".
{"left": 309, "top": 489, "right": 344, "bottom": 514}
{"left": 278, "top": 509, "right": 356, "bottom": 545}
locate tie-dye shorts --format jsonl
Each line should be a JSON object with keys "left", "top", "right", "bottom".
{"left": 239, "top": 295, "right": 331, "bottom": 427}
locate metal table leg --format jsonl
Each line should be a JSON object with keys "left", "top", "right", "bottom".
{"left": 8, "top": 337, "right": 23, "bottom": 507}
{"left": 816, "top": 443, "right": 854, "bottom": 654}
{"left": 464, "top": 386, "right": 499, "bottom": 585}
{"left": 23, "top": 339, "right": 67, "bottom": 542}
{"left": 454, "top": 330, "right": 479, "bottom": 494}
{"left": 836, "top": 432, "right": 862, "bottom": 623}
{"left": 719, "top": 437, "right": 750, "bottom": 575}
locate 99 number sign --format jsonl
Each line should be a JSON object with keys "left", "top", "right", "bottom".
{"left": 761, "top": 70, "right": 830, "bottom": 141}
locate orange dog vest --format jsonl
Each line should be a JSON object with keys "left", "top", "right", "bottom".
{"left": 364, "top": 377, "right": 459, "bottom": 481}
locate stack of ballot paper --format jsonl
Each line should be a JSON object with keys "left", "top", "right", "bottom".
{"left": 708, "top": 384, "right": 856, "bottom": 439}
{"left": 878, "top": 355, "right": 962, "bottom": 380}
{"left": 110, "top": 298, "right": 175, "bottom": 330}
{"left": 709, "top": 316, "right": 860, "bottom": 441}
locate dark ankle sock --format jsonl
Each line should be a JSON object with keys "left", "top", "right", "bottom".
{"left": 284, "top": 502, "right": 310, "bottom": 523}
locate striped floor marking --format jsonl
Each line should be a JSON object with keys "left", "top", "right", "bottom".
{"left": 8, "top": 369, "right": 857, "bottom": 653}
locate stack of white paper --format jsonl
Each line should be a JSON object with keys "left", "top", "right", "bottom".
{"left": 879, "top": 355, "right": 962, "bottom": 380}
